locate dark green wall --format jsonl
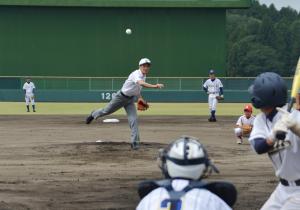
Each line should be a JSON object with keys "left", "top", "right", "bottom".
{"left": 0, "top": 6, "right": 226, "bottom": 77}
{"left": 0, "top": 0, "right": 252, "bottom": 8}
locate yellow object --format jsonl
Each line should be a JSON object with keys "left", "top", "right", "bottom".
{"left": 291, "top": 57, "right": 300, "bottom": 99}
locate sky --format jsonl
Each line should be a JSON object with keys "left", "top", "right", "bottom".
{"left": 259, "top": 0, "right": 300, "bottom": 11}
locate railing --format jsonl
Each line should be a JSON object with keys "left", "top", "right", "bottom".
{"left": 0, "top": 76, "right": 293, "bottom": 91}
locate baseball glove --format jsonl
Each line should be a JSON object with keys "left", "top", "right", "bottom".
{"left": 216, "top": 95, "right": 224, "bottom": 101}
{"left": 137, "top": 98, "right": 149, "bottom": 111}
{"left": 242, "top": 125, "right": 252, "bottom": 135}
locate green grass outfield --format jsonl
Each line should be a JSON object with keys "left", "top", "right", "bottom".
{"left": 0, "top": 102, "right": 260, "bottom": 116}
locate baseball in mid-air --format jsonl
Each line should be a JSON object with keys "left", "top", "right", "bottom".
{"left": 126, "top": 28, "right": 132, "bottom": 35}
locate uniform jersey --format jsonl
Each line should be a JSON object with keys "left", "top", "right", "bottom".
{"left": 236, "top": 115, "right": 255, "bottom": 127}
{"left": 23, "top": 82, "right": 35, "bottom": 95}
{"left": 203, "top": 79, "right": 223, "bottom": 94}
{"left": 136, "top": 179, "right": 231, "bottom": 210}
{"left": 121, "top": 69, "right": 146, "bottom": 97}
{"left": 249, "top": 108, "right": 300, "bottom": 181}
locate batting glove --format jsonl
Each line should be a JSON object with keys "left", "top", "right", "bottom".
{"left": 269, "top": 120, "right": 289, "bottom": 142}
{"left": 277, "top": 107, "right": 300, "bottom": 137}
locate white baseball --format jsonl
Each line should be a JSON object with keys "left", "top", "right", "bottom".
{"left": 126, "top": 28, "right": 132, "bottom": 35}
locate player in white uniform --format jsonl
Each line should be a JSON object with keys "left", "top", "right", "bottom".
{"left": 203, "top": 70, "right": 223, "bottom": 122}
{"left": 23, "top": 78, "right": 36, "bottom": 112}
{"left": 234, "top": 104, "right": 255, "bottom": 144}
{"left": 248, "top": 72, "right": 300, "bottom": 210}
{"left": 85, "top": 58, "right": 164, "bottom": 149}
{"left": 137, "top": 136, "right": 236, "bottom": 210}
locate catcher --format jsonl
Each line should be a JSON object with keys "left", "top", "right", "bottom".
{"left": 86, "top": 58, "right": 164, "bottom": 150}
{"left": 234, "top": 104, "right": 255, "bottom": 144}
{"left": 136, "top": 136, "right": 237, "bottom": 210}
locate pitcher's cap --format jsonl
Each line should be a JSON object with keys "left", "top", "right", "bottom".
{"left": 139, "top": 58, "right": 151, "bottom": 66}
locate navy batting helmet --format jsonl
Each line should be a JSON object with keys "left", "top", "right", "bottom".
{"left": 248, "top": 72, "right": 287, "bottom": 108}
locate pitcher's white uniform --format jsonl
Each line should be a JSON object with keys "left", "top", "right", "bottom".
{"left": 234, "top": 115, "right": 255, "bottom": 137}
{"left": 23, "top": 82, "right": 36, "bottom": 106}
{"left": 203, "top": 79, "right": 223, "bottom": 112}
{"left": 249, "top": 108, "right": 300, "bottom": 210}
{"left": 136, "top": 179, "right": 231, "bottom": 210}
{"left": 121, "top": 69, "right": 146, "bottom": 97}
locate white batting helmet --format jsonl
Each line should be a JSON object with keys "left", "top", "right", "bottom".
{"left": 139, "top": 58, "right": 151, "bottom": 66}
{"left": 158, "top": 136, "right": 219, "bottom": 180}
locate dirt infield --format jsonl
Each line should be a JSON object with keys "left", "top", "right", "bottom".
{"left": 0, "top": 115, "right": 277, "bottom": 210}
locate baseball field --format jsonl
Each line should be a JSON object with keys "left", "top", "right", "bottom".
{"left": 0, "top": 102, "right": 275, "bottom": 210}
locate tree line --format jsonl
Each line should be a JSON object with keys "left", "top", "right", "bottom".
{"left": 227, "top": 0, "right": 300, "bottom": 76}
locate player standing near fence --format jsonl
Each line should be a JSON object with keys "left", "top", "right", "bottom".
{"left": 23, "top": 78, "right": 36, "bottom": 112}
{"left": 203, "top": 70, "right": 224, "bottom": 122}
{"left": 85, "top": 58, "right": 164, "bottom": 150}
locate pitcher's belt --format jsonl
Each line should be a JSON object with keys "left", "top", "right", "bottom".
{"left": 120, "top": 91, "right": 134, "bottom": 99}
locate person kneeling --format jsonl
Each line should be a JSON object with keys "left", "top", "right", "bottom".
{"left": 234, "top": 104, "right": 255, "bottom": 144}
{"left": 136, "top": 136, "right": 237, "bottom": 210}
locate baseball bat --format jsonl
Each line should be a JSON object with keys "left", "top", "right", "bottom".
{"left": 276, "top": 57, "right": 300, "bottom": 140}
{"left": 296, "top": 88, "right": 300, "bottom": 111}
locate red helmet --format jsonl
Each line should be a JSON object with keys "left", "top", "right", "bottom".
{"left": 244, "top": 104, "right": 253, "bottom": 113}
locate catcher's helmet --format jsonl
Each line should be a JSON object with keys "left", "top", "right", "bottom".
{"left": 157, "top": 136, "right": 219, "bottom": 180}
{"left": 249, "top": 72, "right": 287, "bottom": 109}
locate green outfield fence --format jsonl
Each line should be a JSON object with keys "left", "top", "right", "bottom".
{"left": 0, "top": 76, "right": 293, "bottom": 102}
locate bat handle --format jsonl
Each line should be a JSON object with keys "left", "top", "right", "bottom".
{"left": 287, "top": 98, "right": 295, "bottom": 112}
{"left": 276, "top": 131, "right": 287, "bottom": 140}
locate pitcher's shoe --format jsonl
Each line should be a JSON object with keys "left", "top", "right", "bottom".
{"left": 86, "top": 114, "right": 94, "bottom": 124}
{"left": 131, "top": 141, "right": 140, "bottom": 150}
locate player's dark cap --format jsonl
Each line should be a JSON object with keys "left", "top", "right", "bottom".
{"left": 248, "top": 72, "right": 287, "bottom": 108}
{"left": 209, "top": 69, "right": 215, "bottom": 75}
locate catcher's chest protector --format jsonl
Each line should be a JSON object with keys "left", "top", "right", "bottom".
{"left": 138, "top": 179, "right": 237, "bottom": 207}
{"left": 159, "top": 180, "right": 206, "bottom": 209}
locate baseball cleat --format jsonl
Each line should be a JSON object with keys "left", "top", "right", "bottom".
{"left": 236, "top": 139, "right": 242, "bottom": 144}
{"left": 209, "top": 117, "right": 216, "bottom": 122}
{"left": 131, "top": 141, "right": 140, "bottom": 150}
{"left": 86, "top": 115, "right": 94, "bottom": 124}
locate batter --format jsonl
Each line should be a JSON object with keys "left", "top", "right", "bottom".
{"left": 249, "top": 72, "right": 300, "bottom": 210}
